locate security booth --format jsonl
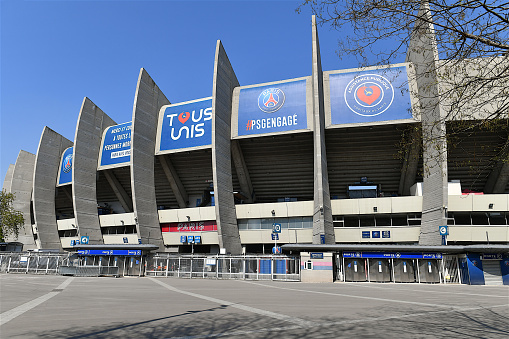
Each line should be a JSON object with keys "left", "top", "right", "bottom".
{"left": 72, "top": 244, "right": 159, "bottom": 277}
{"left": 342, "top": 251, "right": 443, "bottom": 283}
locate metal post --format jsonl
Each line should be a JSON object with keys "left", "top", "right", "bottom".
{"left": 256, "top": 258, "right": 259, "bottom": 280}
{"left": 366, "top": 258, "right": 370, "bottom": 282}
{"left": 440, "top": 258, "right": 446, "bottom": 284}
{"left": 26, "top": 256, "right": 30, "bottom": 274}
{"left": 229, "top": 257, "right": 232, "bottom": 279}
{"left": 342, "top": 256, "right": 345, "bottom": 282}
{"left": 178, "top": 257, "right": 181, "bottom": 278}
{"left": 166, "top": 258, "right": 169, "bottom": 277}
{"left": 46, "top": 256, "right": 50, "bottom": 274}
{"left": 456, "top": 257, "right": 462, "bottom": 284}
{"left": 7, "top": 256, "right": 12, "bottom": 273}
{"left": 416, "top": 259, "right": 421, "bottom": 283}
{"left": 391, "top": 258, "right": 395, "bottom": 283}
{"left": 139, "top": 256, "right": 143, "bottom": 277}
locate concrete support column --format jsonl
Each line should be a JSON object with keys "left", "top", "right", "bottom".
{"left": 3, "top": 164, "right": 14, "bottom": 192}
{"left": 73, "top": 97, "right": 116, "bottom": 244}
{"left": 130, "top": 68, "right": 170, "bottom": 249}
{"left": 406, "top": 3, "right": 447, "bottom": 245}
{"left": 6, "top": 151, "right": 36, "bottom": 249}
{"left": 33, "top": 127, "right": 73, "bottom": 250}
{"left": 212, "top": 40, "right": 243, "bottom": 255}
{"left": 311, "top": 16, "right": 334, "bottom": 245}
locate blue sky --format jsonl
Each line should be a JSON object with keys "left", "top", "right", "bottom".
{"left": 1, "top": 0, "right": 367, "bottom": 182}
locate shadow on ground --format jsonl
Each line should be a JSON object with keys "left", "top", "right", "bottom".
{"left": 11, "top": 303, "right": 509, "bottom": 338}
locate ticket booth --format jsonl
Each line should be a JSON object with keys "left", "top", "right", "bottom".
{"left": 368, "top": 259, "right": 391, "bottom": 282}
{"left": 393, "top": 259, "right": 417, "bottom": 282}
{"left": 344, "top": 258, "right": 367, "bottom": 282}
{"left": 418, "top": 259, "right": 440, "bottom": 283}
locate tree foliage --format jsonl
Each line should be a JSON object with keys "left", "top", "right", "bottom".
{"left": 300, "top": 0, "right": 508, "bottom": 187}
{"left": 0, "top": 190, "right": 24, "bottom": 242}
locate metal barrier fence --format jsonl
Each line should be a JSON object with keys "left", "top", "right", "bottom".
{"left": 58, "top": 265, "right": 120, "bottom": 277}
{"left": 0, "top": 252, "right": 70, "bottom": 274}
{"left": 145, "top": 255, "right": 300, "bottom": 281}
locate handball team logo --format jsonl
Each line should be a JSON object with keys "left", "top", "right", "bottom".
{"left": 344, "top": 74, "right": 394, "bottom": 117}
{"left": 63, "top": 154, "right": 73, "bottom": 173}
{"left": 258, "top": 88, "right": 285, "bottom": 113}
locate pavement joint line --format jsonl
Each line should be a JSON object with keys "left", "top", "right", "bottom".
{"left": 239, "top": 280, "right": 466, "bottom": 310}
{"left": 149, "top": 277, "right": 316, "bottom": 328}
{"left": 0, "top": 277, "right": 74, "bottom": 327}
{"left": 337, "top": 282, "right": 508, "bottom": 298}
{"left": 164, "top": 301, "right": 509, "bottom": 339}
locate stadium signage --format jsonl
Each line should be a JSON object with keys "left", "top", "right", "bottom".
{"left": 343, "top": 252, "right": 443, "bottom": 259}
{"left": 237, "top": 79, "right": 307, "bottom": 136}
{"left": 99, "top": 122, "right": 132, "bottom": 168}
{"left": 158, "top": 97, "right": 212, "bottom": 152}
{"left": 328, "top": 66, "right": 413, "bottom": 125}
{"left": 57, "top": 147, "right": 73, "bottom": 185}
{"left": 161, "top": 221, "right": 217, "bottom": 232}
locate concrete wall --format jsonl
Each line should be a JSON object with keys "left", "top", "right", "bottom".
{"left": 33, "top": 127, "right": 73, "bottom": 250}
{"left": 311, "top": 16, "right": 334, "bottom": 245}
{"left": 211, "top": 40, "right": 243, "bottom": 254}
{"left": 130, "top": 68, "right": 170, "bottom": 249}
{"left": 5, "top": 151, "right": 36, "bottom": 249}
{"left": 301, "top": 252, "right": 334, "bottom": 283}
{"left": 3, "top": 164, "right": 14, "bottom": 192}
{"left": 73, "top": 97, "right": 116, "bottom": 244}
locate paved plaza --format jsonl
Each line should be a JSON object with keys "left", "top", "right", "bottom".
{"left": 1, "top": 274, "right": 508, "bottom": 338}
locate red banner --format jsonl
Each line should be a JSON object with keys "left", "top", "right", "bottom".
{"left": 161, "top": 220, "right": 217, "bottom": 233}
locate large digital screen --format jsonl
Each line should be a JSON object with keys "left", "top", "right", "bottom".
{"left": 237, "top": 79, "right": 308, "bottom": 136}
{"left": 57, "top": 147, "right": 73, "bottom": 186}
{"left": 157, "top": 98, "right": 212, "bottom": 153}
{"left": 99, "top": 122, "right": 131, "bottom": 168}
{"left": 328, "top": 66, "right": 413, "bottom": 125}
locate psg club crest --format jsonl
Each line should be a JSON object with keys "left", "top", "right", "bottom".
{"left": 258, "top": 88, "right": 285, "bottom": 113}
{"left": 63, "top": 154, "right": 73, "bottom": 173}
{"left": 344, "top": 74, "right": 394, "bottom": 117}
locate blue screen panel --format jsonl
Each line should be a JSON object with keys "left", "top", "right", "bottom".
{"left": 100, "top": 122, "right": 131, "bottom": 167}
{"left": 58, "top": 147, "right": 73, "bottom": 185}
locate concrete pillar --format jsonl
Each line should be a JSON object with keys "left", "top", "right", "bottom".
{"left": 406, "top": 3, "right": 447, "bottom": 245}
{"left": 5, "top": 151, "right": 36, "bottom": 249}
{"left": 212, "top": 40, "right": 243, "bottom": 255}
{"left": 73, "top": 97, "right": 116, "bottom": 244}
{"left": 3, "top": 164, "right": 14, "bottom": 192}
{"left": 311, "top": 16, "right": 334, "bottom": 245}
{"left": 33, "top": 127, "right": 73, "bottom": 250}
{"left": 130, "top": 68, "right": 170, "bottom": 249}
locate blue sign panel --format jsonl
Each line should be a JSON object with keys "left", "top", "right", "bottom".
{"left": 194, "top": 235, "right": 201, "bottom": 244}
{"left": 439, "top": 225, "right": 448, "bottom": 236}
{"left": 382, "top": 231, "right": 391, "bottom": 238}
{"left": 100, "top": 122, "right": 131, "bottom": 167}
{"left": 77, "top": 249, "right": 141, "bottom": 256}
{"left": 58, "top": 147, "right": 73, "bottom": 185}
{"left": 272, "top": 223, "right": 282, "bottom": 233}
{"left": 180, "top": 235, "right": 187, "bottom": 243}
{"left": 372, "top": 231, "right": 380, "bottom": 238}
{"left": 329, "top": 66, "right": 412, "bottom": 125}
{"left": 343, "top": 252, "right": 443, "bottom": 259}
{"left": 362, "top": 231, "right": 370, "bottom": 238}
{"left": 187, "top": 235, "right": 194, "bottom": 243}
{"left": 159, "top": 98, "right": 212, "bottom": 152}
{"left": 238, "top": 79, "right": 307, "bottom": 136}
{"left": 80, "top": 236, "right": 89, "bottom": 244}
{"left": 271, "top": 233, "right": 279, "bottom": 240}
{"left": 310, "top": 253, "right": 324, "bottom": 259}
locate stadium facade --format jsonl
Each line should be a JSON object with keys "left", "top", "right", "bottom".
{"left": 3, "top": 14, "right": 508, "bottom": 285}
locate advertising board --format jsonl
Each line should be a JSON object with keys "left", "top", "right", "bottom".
{"left": 98, "top": 122, "right": 131, "bottom": 168}
{"left": 156, "top": 97, "right": 212, "bottom": 153}
{"left": 327, "top": 65, "right": 414, "bottom": 126}
{"left": 235, "top": 78, "right": 310, "bottom": 137}
{"left": 57, "top": 147, "right": 73, "bottom": 186}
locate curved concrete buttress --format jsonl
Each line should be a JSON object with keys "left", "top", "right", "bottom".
{"left": 130, "top": 68, "right": 170, "bottom": 249}
{"left": 72, "top": 97, "right": 116, "bottom": 244}
{"left": 3, "top": 164, "right": 15, "bottom": 192}
{"left": 5, "top": 151, "right": 36, "bottom": 249}
{"left": 311, "top": 16, "right": 334, "bottom": 245}
{"left": 212, "top": 40, "right": 243, "bottom": 255}
{"left": 32, "top": 127, "right": 73, "bottom": 250}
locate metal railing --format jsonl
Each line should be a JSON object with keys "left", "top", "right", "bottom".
{"left": 145, "top": 254, "right": 300, "bottom": 281}
{"left": 58, "top": 265, "right": 120, "bottom": 277}
{"left": 0, "top": 252, "right": 70, "bottom": 274}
